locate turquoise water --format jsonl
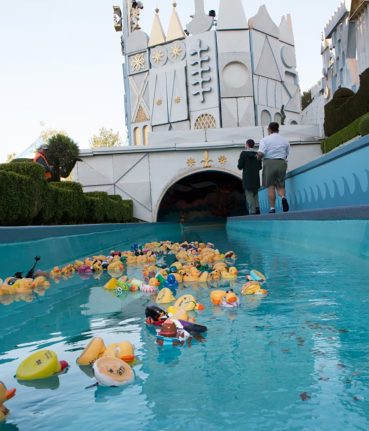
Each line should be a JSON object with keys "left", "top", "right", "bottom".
{"left": 1, "top": 223, "right": 369, "bottom": 431}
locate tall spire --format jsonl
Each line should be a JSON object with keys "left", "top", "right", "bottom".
{"left": 167, "top": 3, "right": 186, "bottom": 42}
{"left": 149, "top": 8, "right": 166, "bottom": 47}
{"left": 217, "top": 0, "right": 248, "bottom": 30}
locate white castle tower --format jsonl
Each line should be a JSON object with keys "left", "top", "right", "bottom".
{"left": 116, "top": 0, "right": 302, "bottom": 146}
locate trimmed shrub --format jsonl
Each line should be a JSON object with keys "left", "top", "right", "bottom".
{"left": 0, "top": 162, "right": 47, "bottom": 221}
{"left": 11, "top": 158, "right": 33, "bottom": 163}
{"left": 324, "top": 69, "right": 369, "bottom": 136}
{"left": 321, "top": 114, "right": 364, "bottom": 153}
{"left": 51, "top": 181, "right": 84, "bottom": 194}
{"left": 0, "top": 171, "right": 38, "bottom": 225}
{"left": 85, "top": 196, "right": 105, "bottom": 223}
{"left": 359, "top": 113, "right": 369, "bottom": 137}
{"left": 0, "top": 162, "right": 46, "bottom": 183}
{"left": 49, "top": 184, "right": 86, "bottom": 224}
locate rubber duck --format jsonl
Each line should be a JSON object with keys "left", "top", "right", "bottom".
{"left": 93, "top": 356, "right": 134, "bottom": 387}
{"left": 164, "top": 274, "right": 178, "bottom": 293}
{"left": 107, "top": 260, "right": 125, "bottom": 278}
{"left": 77, "top": 337, "right": 106, "bottom": 366}
{"left": 0, "top": 382, "right": 16, "bottom": 422}
{"left": 183, "top": 267, "right": 201, "bottom": 283}
{"left": 221, "top": 267, "right": 238, "bottom": 280}
{"left": 156, "top": 288, "right": 176, "bottom": 304}
{"left": 221, "top": 290, "right": 240, "bottom": 308}
{"left": 104, "top": 278, "right": 118, "bottom": 291}
{"left": 199, "top": 271, "right": 209, "bottom": 283}
{"left": 213, "top": 262, "right": 227, "bottom": 272}
{"left": 126, "top": 255, "right": 137, "bottom": 266}
{"left": 73, "top": 260, "right": 84, "bottom": 270}
{"left": 16, "top": 350, "right": 69, "bottom": 381}
{"left": 102, "top": 341, "right": 135, "bottom": 363}
{"left": 0, "top": 278, "right": 34, "bottom": 295}
{"left": 50, "top": 266, "right": 62, "bottom": 280}
{"left": 145, "top": 305, "right": 169, "bottom": 326}
{"left": 167, "top": 306, "right": 195, "bottom": 323}
{"left": 174, "top": 294, "right": 205, "bottom": 312}
{"left": 247, "top": 270, "right": 266, "bottom": 283}
{"left": 61, "top": 264, "right": 75, "bottom": 277}
{"left": 32, "top": 276, "right": 50, "bottom": 289}
{"left": 241, "top": 282, "right": 268, "bottom": 296}
{"left": 129, "top": 279, "right": 142, "bottom": 292}
{"left": 210, "top": 290, "right": 227, "bottom": 305}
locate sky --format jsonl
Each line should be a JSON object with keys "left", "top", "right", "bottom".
{"left": 0, "top": 0, "right": 341, "bottom": 162}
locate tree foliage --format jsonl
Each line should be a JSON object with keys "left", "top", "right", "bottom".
{"left": 40, "top": 128, "right": 67, "bottom": 142}
{"left": 301, "top": 91, "right": 312, "bottom": 111}
{"left": 47, "top": 134, "right": 80, "bottom": 181}
{"left": 90, "top": 127, "right": 122, "bottom": 148}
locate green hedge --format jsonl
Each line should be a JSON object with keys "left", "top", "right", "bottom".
{"left": 0, "top": 164, "right": 133, "bottom": 225}
{"left": 324, "top": 68, "right": 369, "bottom": 136}
{"left": 0, "top": 171, "right": 39, "bottom": 225}
{"left": 321, "top": 113, "right": 368, "bottom": 153}
{"left": 359, "top": 113, "right": 369, "bottom": 136}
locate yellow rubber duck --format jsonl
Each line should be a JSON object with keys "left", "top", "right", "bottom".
{"left": 210, "top": 290, "right": 227, "bottom": 305}
{"left": 0, "top": 382, "right": 16, "bottom": 422}
{"left": 241, "top": 282, "right": 268, "bottom": 296}
{"left": 102, "top": 341, "right": 135, "bottom": 363}
{"left": 221, "top": 267, "right": 238, "bottom": 280}
{"left": 107, "top": 260, "right": 124, "bottom": 278}
{"left": 174, "top": 294, "right": 205, "bottom": 311}
{"left": 156, "top": 288, "right": 176, "bottom": 304}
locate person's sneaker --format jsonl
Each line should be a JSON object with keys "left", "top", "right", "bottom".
{"left": 282, "top": 197, "right": 289, "bottom": 212}
{"left": 255, "top": 208, "right": 261, "bottom": 215}
{"left": 268, "top": 209, "right": 276, "bottom": 214}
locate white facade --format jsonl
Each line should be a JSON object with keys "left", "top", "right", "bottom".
{"left": 352, "top": 0, "right": 369, "bottom": 74}
{"left": 118, "top": 0, "right": 303, "bottom": 147}
{"left": 74, "top": 125, "right": 322, "bottom": 222}
{"left": 300, "top": 80, "right": 325, "bottom": 136}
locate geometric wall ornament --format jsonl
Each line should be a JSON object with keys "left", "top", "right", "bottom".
{"left": 217, "top": 0, "right": 248, "bottom": 30}
{"left": 281, "top": 45, "right": 296, "bottom": 69}
{"left": 129, "top": 73, "right": 150, "bottom": 124}
{"left": 129, "top": 52, "right": 148, "bottom": 74}
{"left": 133, "top": 105, "right": 149, "bottom": 123}
{"left": 166, "top": 64, "right": 189, "bottom": 123}
{"left": 186, "top": 0, "right": 214, "bottom": 35}
{"left": 168, "top": 40, "right": 186, "bottom": 62}
{"left": 194, "top": 113, "right": 217, "bottom": 129}
{"left": 190, "top": 39, "right": 212, "bottom": 102}
{"left": 222, "top": 61, "right": 250, "bottom": 89}
{"left": 255, "top": 37, "right": 281, "bottom": 81}
{"left": 150, "top": 46, "right": 168, "bottom": 68}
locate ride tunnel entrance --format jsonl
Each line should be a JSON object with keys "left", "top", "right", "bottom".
{"left": 157, "top": 171, "right": 247, "bottom": 222}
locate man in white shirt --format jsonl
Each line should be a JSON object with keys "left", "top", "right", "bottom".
{"left": 257, "top": 122, "right": 290, "bottom": 213}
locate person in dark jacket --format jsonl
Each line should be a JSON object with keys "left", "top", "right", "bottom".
{"left": 238, "top": 139, "right": 262, "bottom": 215}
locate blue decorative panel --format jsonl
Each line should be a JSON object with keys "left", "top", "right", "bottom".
{"left": 259, "top": 135, "right": 369, "bottom": 213}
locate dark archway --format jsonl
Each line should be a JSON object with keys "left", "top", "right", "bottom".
{"left": 157, "top": 171, "right": 247, "bottom": 222}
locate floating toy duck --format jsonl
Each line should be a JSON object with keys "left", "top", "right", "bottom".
{"left": 77, "top": 337, "right": 106, "bottom": 366}
{"left": 16, "top": 350, "right": 69, "bottom": 381}
{"left": 164, "top": 274, "right": 178, "bottom": 293}
{"left": 221, "top": 267, "right": 238, "bottom": 280}
{"left": 210, "top": 289, "right": 240, "bottom": 308}
{"left": 104, "top": 278, "right": 118, "bottom": 291}
{"left": 107, "top": 260, "right": 125, "bottom": 278}
{"left": 93, "top": 356, "right": 134, "bottom": 387}
{"left": 0, "top": 382, "right": 16, "bottom": 422}
{"left": 102, "top": 341, "right": 135, "bottom": 363}
{"left": 156, "top": 319, "right": 191, "bottom": 347}
{"left": 247, "top": 270, "right": 266, "bottom": 283}
{"left": 183, "top": 267, "right": 201, "bottom": 283}
{"left": 174, "top": 294, "right": 205, "bottom": 312}
{"left": 241, "top": 282, "right": 268, "bottom": 296}
{"left": 129, "top": 279, "right": 142, "bottom": 292}
{"left": 156, "top": 287, "right": 175, "bottom": 304}
{"left": 0, "top": 277, "right": 34, "bottom": 295}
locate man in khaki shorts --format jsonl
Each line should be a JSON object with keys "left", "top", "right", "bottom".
{"left": 257, "top": 122, "right": 290, "bottom": 214}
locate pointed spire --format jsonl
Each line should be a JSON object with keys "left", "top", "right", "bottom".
{"left": 249, "top": 5, "right": 279, "bottom": 39}
{"left": 279, "top": 14, "right": 295, "bottom": 45}
{"left": 217, "top": 0, "right": 248, "bottom": 30}
{"left": 167, "top": 3, "right": 186, "bottom": 42}
{"left": 149, "top": 8, "right": 166, "bottom": 47}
